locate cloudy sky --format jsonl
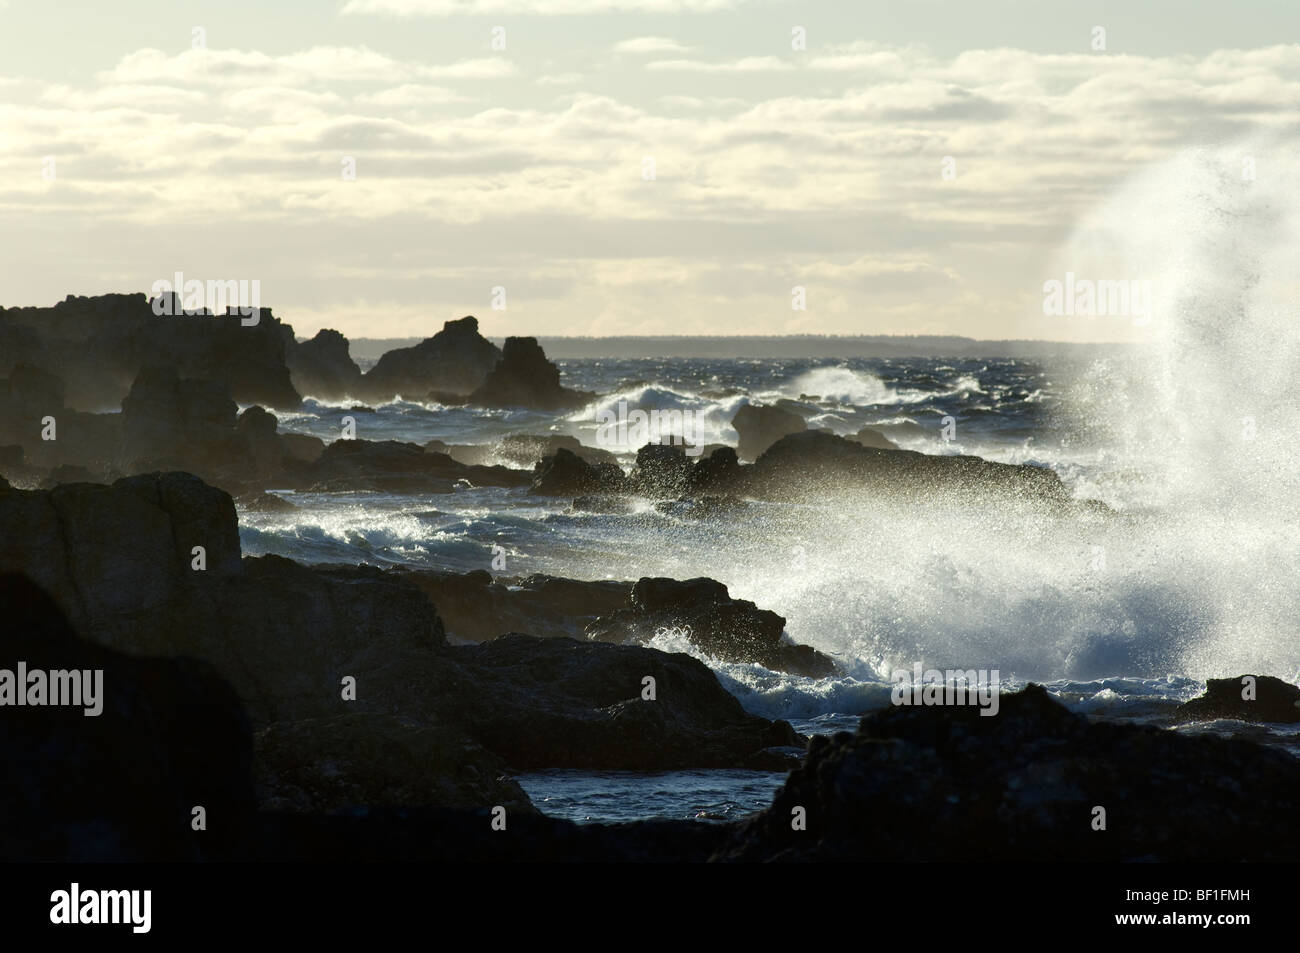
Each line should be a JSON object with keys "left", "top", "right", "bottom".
{"left": 2, "top": 0, "right": 1298, "bottom": 341}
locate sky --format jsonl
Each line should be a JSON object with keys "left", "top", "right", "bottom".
{"left": 2, "top": 0, "right": 1298, "bottom": 341}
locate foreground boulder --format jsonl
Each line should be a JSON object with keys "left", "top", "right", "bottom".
{"left": 254, "top": 713, "right": 534, "bottom": 815}
{"left": 0, "top": 573, "right": 254, "bottom": 861}
{"left": 434, "top": 635, "right": 803, "bottom": 770}
{"left": 0, "top": 472, "right": 802, "bottom": 776}
{"left": 587, "top": 577, "right": 838, "bottom": 678}
{"left": 469, "top": 337, "right": 593, "bottom": 410}
{"left": 715, "top": 684, "right": 1300, "bottom": 861}
{"left": 1175, "top": 674, "right": 1300, "bottom": 724}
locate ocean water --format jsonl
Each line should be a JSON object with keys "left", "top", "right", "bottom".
{"left": 235, "top": 345, "right": 1300, "bottom": 823}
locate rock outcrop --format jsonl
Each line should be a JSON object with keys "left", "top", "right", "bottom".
{"left": 285, "top": 328, "right": 363, "bottom": 400}
{"left": 468, "top": 337, "right": 594, "bottom": 410}
{"left": 0, "top": 572, "right": 255, "bottom": 861}
{"left": 731, "top": 403, "right": 806, "bottom": 461}
{"left": 1175, "top": 675, "right": 1300, "bottom": 724}
{"left": 0, "top": 472, "right": 802, "bottom": 779}
{"left": 532, "top": 447, "right": 628, "bottom": 496}
{"left": 0, "top": 293, "right": 301, "bottom": 410}
{"left": 714, "top": 684, "right": 1300, "bottom": 861}
{"left": 299, "top": 440, "right": 532, "bottom": 493}
{"left": 360, "top": 316, "right": 501, "bottom": 400}
{"left": 433, "top": 635, "right": 803, "bottom": 770}
{"left": 586, "top": 577, "right": 838, "bottom": 678}
{"left": 531, "top": 431, "right": 1072, "bottom": 508}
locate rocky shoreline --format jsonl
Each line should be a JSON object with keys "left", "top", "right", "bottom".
{"left": 1, "top": 293, "right": 1294, "bottom": 862}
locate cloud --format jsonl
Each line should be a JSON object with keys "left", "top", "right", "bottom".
{"left": 613, "top": 36, "right": 691, "bottom": 54}
{"left": 355, "top": 84, "right": 475, "bottom": 106}
{"left": 342, "top": 0, "right": 746, "bottom": 14}
{"left": 98, "top": 47, "right": 514, "bottom": 89}
{"left": 646, "top": 56, "right": 793, "bottom": 72}
{"left": 7, "top": 41, "right": 1300, "bottom": 339}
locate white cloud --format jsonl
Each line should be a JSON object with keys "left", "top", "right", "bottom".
{"left": 646, "top": 56, "right": 793, "bottom": 72}
{"left": 99, "top": 47, "right": 514, "bottom": 89}
{"left": 7, "top": 41, "right": 1300, "bottom": 338}
{"left": 355, "top": 84, "right": 474, "bottom": 105}
{"left": 613, "top": 36, "right": 691, "bottom": 54}
{"left": 342, "top": 0, "right": 745, "bottom": 13}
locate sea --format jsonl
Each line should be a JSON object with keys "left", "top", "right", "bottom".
{"left": 237, "top": 351, "right": 1300, "bottom": 824}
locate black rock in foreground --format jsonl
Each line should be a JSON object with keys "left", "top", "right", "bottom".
{"left": 1175, "top": 674, "right": 1300, "bottom": 724}
{"left": 713, "top": 683, "right": 1300, "bottom": 862}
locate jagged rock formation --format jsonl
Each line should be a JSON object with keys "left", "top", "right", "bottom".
{"left": 285, "top": 328, "right": 363, "bottom": 401}
{"left": 468, "top": 337, "right": 594, "bottom": 410}
{"left": 0, "top": 473, "right": 803, "bottom": 786}
{"left": 360, "top": 316, "right": 501, "bottom": 400}
{"left": 0, "top": 293, "right": 301, "bottom": 410}
{"left": 586, "top": 577, "right": 838, "bottom": 678}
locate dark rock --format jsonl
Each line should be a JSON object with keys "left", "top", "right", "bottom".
{"left": 404, "top": 569, "right": 630, "bottom": 643}
{"left": 249, "top": 808, "right": 725, "bottom": 862}
{"left": 215, "top": 556, "right": 446, "bottom": 724}
{"left": 286, "top": 328, "right": 362, "bottom": 400}
{"left": 715, "top": 684, "right": 1300, "bottom": 861}
{"left": 234, "top": 490, "right": 299, "bottom": 513}
{"left": 629, "top": 443, "right": 694, "bottom": 498}
{"left": 7, "top": 362, "right": 65, "bottom": 413}
{"left": 587, "top": 577, "right": 838, "bottom": 678}
{"left": 280, "top": 432, "right": 325, "bottom": 463}
{"left": 361, "top": 316, "right": 500, "bottom": 400}
{"left": 254, "top": 713, "right": 534, "bottom": 815}
{"left": 850, "top": 426, "right": 898, "bottom": 450}
{"left": 0, "top": 573, "right": 255, "bottom": 861}
{"left": 1, "top": 472, "right": 808, "bottom": 785}
{"left": 435, "top": 635, "right": 803, "bottom": 770}
{"left": 1176, "top": 675, "right": 1300, "bottom": 724}
{"left": 532, "top": 447, "right": 627, "bottom": 496}
{"left": 121, "top": 366, "right": 238, "bottom": 469}
{"left": 468, "top": 337, "right": 594, "bottom": 411}
{"left": 300, "top": 439, "right": 531, "bottom": 493}
{"left": 747, "top": 430, "right": 1070, "bottom": 505}
{"left": 0, "top": 292, "right": 301, "bottom": 410}
{"left": 732, "top": 403, "right": 805, "bottom": 461}
{"left": 684, "top": 446, "right": 745, "bottom": 495}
